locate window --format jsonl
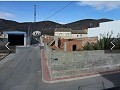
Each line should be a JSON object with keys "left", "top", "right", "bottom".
{"left": 59, "top": 33, "right": 62, "bottom": 36}
{"left": 77, "top": 35, "right": 79, "bottom": 37}
{"left": 66, "top": 33, "right": 69, "bottom": 36}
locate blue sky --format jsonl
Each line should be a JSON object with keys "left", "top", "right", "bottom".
{"left": 0, "top": 1, "right": 120, "bottom": 24}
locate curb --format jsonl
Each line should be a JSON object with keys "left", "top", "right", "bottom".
{"left": 41, "top": 49, "right": 51, "bottom": 83}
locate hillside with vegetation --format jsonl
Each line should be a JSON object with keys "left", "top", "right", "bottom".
{"left": 0, "top": 18, "right": 113, "bottom": 35}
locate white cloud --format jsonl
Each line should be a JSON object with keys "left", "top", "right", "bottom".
{"left": 0, "top": 12, "right": 15, "bottom": 19}
{"left": 77, "top": 1, "right": 120, "bottom": 11}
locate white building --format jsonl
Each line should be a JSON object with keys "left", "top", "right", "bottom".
{"left": 54, "top": 28, "right": 87, "bottom": 39}
{"left": 88, "top": 20, "right": 120, "bottom": 38}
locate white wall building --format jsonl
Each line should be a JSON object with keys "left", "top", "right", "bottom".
{"left": 54, "top": 28, "right": 87, "bottom": 39}
{"left": 88, "top": 20, "right": 120, "bottom": 38}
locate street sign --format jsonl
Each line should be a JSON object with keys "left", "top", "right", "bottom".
{"left": 32, "top": 31, "right": 41, "bottom": 36}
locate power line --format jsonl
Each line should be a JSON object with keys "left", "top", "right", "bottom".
{"left": 44, "top": 1, "right": 74, "bottom": 21}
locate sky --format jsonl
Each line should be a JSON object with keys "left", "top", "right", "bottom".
{"left": 0, "top": 1, "right": 120, "bottom": 24}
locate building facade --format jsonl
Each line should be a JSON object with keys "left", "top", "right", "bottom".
{"left": 54, "top": 28, "right": 88, "bottom": 39}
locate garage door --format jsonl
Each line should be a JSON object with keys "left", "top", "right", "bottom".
{"left": 8, "top": 34, "right": 24, "bottom": 45}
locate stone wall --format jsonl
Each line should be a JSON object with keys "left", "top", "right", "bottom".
{"left": 45, "top": 48, "right": 120, "bottom": 79}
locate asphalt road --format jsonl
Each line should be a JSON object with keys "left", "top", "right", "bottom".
{"left": 0, "top": 45, "right": 120, "bottom": 90}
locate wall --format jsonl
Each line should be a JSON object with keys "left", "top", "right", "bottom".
{"left": 42, "top": 36, "right": 54, "bottom": 43}
{"left": 65, "top": 39, "right": 83, "bottom": 51}
{"left": 46, "top": 50, "right": 120, "bottom": 79}
{"left": 54, "top": 32, "right": 72, "bottom": 39}
{"left": 82, "top": 37, "right": 98, "bottom": 46}
{"left": 72, "top": 34, "right": 87, "bottom": 38}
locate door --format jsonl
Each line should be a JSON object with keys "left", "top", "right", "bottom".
{"left": 73, "top": 45, "right": 77, "bottom": 51}
{"left": 8, "top": 34, "right": 24, "bottom": 45}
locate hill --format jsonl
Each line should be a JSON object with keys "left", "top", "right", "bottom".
{"left": 0, "top": 18, "right": 113, "bottom": 35}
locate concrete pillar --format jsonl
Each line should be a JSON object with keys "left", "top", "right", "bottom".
{"left": 24, "top": 34, "right": 27, "bottom": 46}
{"left": 40, "top": 36, "right": 44, "bottom": 46}
{"left": 64, "top": 42, "right": 67, "bottom": 51}
{"left": 55, "top": 37, "right": 58, "bottom": 47}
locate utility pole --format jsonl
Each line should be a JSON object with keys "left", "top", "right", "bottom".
{"left": 34, "top": 1, "right": 36, "bottom": 31}
{"left": 28, "top": 23, "right": 31, "bottom": 46}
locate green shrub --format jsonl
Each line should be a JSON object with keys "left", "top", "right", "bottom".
{"left": 83, "top": 31, "right": 120, "bottom": 50}
{"left": 83, "top": 42, "right": 94, "bottom": 50}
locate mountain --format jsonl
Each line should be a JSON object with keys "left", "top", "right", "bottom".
{"left": 65, "top": 19, "right": 113, "bottom": 30}
{"left": 0, "top": 18, "right": 113, "bottom": 35}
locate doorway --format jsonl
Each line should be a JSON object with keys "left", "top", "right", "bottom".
{"left": 8, "top": 34, "right": 24, "bottom": 45}
{"left": 73, "top": 45, "right": 77, "bottom": 51}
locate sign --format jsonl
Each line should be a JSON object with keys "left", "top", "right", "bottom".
{"left": 32, "top": 31, "right": 41, "bottom": 36}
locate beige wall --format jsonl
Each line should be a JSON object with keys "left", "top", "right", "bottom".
{"left": 54, "top": 32, "right": 72, "bottom": 39}
{"left": 72, "top": 34, "right": 87, "bottom": 38}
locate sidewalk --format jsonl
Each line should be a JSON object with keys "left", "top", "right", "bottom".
{"left": 41, "top": 49, "right": 120, "bottom": 83}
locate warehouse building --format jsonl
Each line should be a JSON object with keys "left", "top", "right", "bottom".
{"left": 3, "top": 31, "right": 27, "bottom": 46}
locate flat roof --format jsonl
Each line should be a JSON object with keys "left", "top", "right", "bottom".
{"left": 55, "top": 28, "right": 87, "bottom": 34}
{"left": 3, "top": 31, "right": 26, "bottom": 35}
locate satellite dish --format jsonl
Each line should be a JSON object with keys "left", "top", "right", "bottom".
{"left": 32, "top": 31, "right": 41, "bottom": 36}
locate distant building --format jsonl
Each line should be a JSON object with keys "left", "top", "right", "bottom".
{"left": 54, "top": 28, "right": 88, "bottom": 39}
{"left": 88, "top": 20, "right": 120, "bottom": 38}
{"left": 41, "top": 28, "right": 98, "bottom": 51}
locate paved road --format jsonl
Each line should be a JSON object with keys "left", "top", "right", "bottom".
{"left": 0, "top": 45, "right": 120, "bottom": 90}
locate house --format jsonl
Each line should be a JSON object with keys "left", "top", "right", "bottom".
{"left": 42, "top": 28, "right": 98, "bottom": 51}
{"left": 54, "top": 28, "right": 88, "bottom": 39}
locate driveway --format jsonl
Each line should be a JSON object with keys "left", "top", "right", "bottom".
{"left": 0, "top": 45, "right": 41, "bottom": 90}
